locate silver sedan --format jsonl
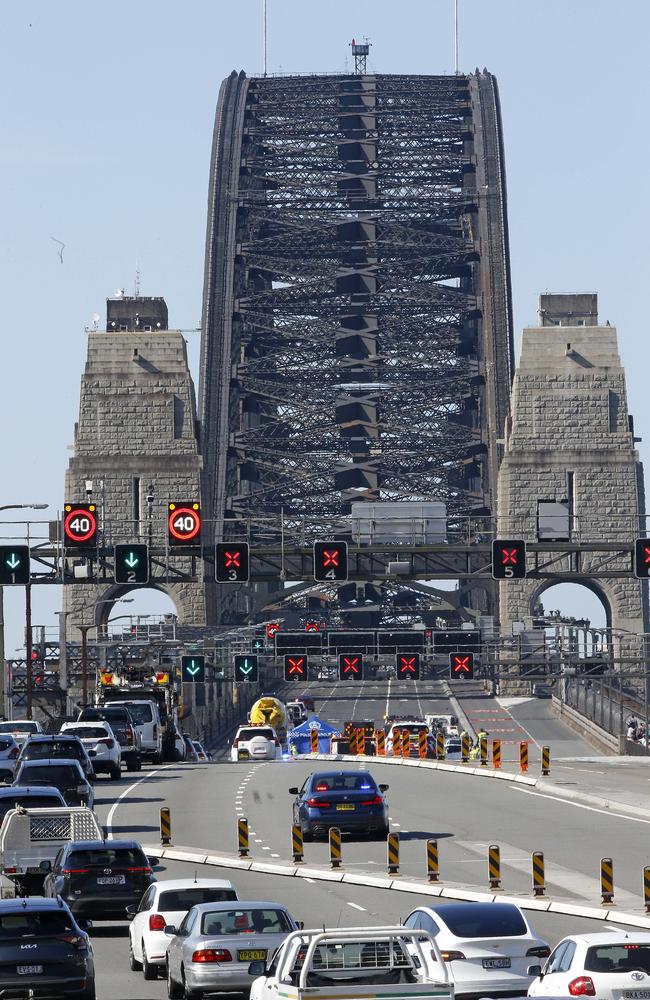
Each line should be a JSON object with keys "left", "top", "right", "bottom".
{"left": 165, "top": 900, "right": 298, "bottom": 999}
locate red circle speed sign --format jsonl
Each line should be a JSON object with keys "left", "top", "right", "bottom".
{"left": 167, "top": 503, "right": 201, "bottom": 544}
{"left": 63, "top": 505, "right": 98, "bottom": 545}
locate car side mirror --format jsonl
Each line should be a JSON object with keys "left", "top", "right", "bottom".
{"left": 147, "top": 856, "right": 159, "bottom": 867}
{"left": 125, "top": 905, "right": 137, "bottom": 920}
{"left": 164, "top": 925, "right": 178, "bottom": 936}
{"left": 248, "top": 960, "right": 267, "bottom": 976}
{"left": 39, "top": 860, "right": 52, "bottom": 873}
{"left": 379, "top": 783, "right": 389, "bottom": 792}
{"left": 527, "top": 965, "right": 542, "bottom": 977}
{"left": 288, "top": 787, "right": 299, "bottom": 795}
{"left": 77, "top": 918, "right": 92, "bottom": 931}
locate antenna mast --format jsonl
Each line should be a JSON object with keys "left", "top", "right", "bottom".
{"left": 454, "top": 0, "right": 459, "bottom": 74}
{"left": 350, "top": 37, "right": 371, "bottom": 75}
{"left": 263, "top": 0, "right": 267, "bottom": 76}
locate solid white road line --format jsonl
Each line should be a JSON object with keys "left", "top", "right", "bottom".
{"left": 510, "top": 785, "right": 650, "bottom": 824}
{"left": 347, "top": 901, "right": 366, "bottom": 911}
{"left": 105, "top": 765, "right": 175, "bottom": 839}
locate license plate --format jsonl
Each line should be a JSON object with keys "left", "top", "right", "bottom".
{"left": 17, "top": 965, "right": 43, "bottom": 975}
{"left": 239, "top": 949, "right": 266, "bottom": 962}
{"left": 336, "top": 803, "right": 354, "bottom": 811}
{"left": 623, "top": 993, "right": 650, "bottom": 998}
{"left": 482, "top": 958, "right": 511, "bottom": 969}
{"left": 97, "top": 875, "right": 126, "bottom": 885}
{"left": 238, "top": 751, "right": 250, "bottom": 759}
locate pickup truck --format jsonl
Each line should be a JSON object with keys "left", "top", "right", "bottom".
{"left": 248, "top": 926, "right": 452, "bottom": 1000}
{"left": 0, "top": 805, "right": 102, "bottom": 895}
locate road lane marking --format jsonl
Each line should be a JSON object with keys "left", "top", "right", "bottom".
{"left": 510, "top": 785, "right": 650, "bottom": 824}
{"left": 385, "top": 678, "right": 392, "bottom": 719}
{"left": 347, "top": 902, "right": 366, "bottom": 911}
{"left": 105, "top": 765, "right": 175, "bottom": 839}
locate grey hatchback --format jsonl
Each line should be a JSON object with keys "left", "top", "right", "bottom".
{"left": 13, "top": 759, "right": 94, "bottom": 809}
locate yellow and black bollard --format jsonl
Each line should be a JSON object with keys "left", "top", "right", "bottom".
{"left": 310, "top": 728, "right": 319, "bottom": 754}
{"left": 492, "top": 740, "right": 501, "bottom": 770}
{"left": 376, "top": 730, "right": 386, "bottom": 756}
{"left": 418, "top": 729, "right": 427, "bottom": 759}
{"left": 387, "top": 832, "right": 400, "bottom": 875}
{"left": 541, "top": 745, "right": 550, "bottom": 776}
{"left": 600, "top": 857, "right": 614, "bottom": 905}
{"left": 292, "top": 824, "right": 304, "bottom": 864}
{"left": 644, "top": 867, "right": 650, "bottom": 913}
{"left": 160, "top": 806, "right": 171, "bottom": 846}
{"left": 393, "top": 729, "right": 402, "bottom": 757}
{"left": 238, "top": 817, "right": 249, "bottom": 858}
{"left": 479, "top": 733, "right": 488, "bottom": 767}
{"left": 520, "top": 741, "right": 529, "bottom": 773}
{"left": 532, "top": 851, "right": 545, "bottom": 896}
{"left": 402, "top": 731, "right": 410, "bottom": 758}
{"left": 426, "top": 839, "right": 439, "bottom": 882}
{"left": 461, "top": 731, "right": 470, "bottom": 762}
{"left": 489, "top": 844, "right": 501, "bottom": 890}
{"left": 437, "top": 731, "right": 445, "bottom": 760}
{"left": 357, "top": 728, "right": 366, "bottom": 755}
{"left": 329, "top": 826, "right": 342, "bottom": 868}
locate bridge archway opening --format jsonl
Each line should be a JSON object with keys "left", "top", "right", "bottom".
{"left": 532, "top": 580, "right": 610, "bottom": 659}
{"left": 95, "top": 586, "right": 179, "bottom": 629}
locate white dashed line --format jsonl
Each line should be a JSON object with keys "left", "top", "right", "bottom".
{"left": 347, "top": 902, "right": 366, "bottom": 911}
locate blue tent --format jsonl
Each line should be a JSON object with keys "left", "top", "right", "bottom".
{"left": 288, "top": 715, "right": 341, "bottom": 754}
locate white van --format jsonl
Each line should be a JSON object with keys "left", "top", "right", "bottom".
{"left": 109, "top": 700, "right": 162, "bottom": 762}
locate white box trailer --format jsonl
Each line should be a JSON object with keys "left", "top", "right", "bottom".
{"left": 0, "top": 806, "right": 102, "bottom": 895}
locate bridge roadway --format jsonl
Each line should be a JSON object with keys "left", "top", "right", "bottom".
{"left": 82, "top": 679, "right": 650, "bottom": 1000}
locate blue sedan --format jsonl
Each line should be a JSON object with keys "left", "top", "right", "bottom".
{"left": 290, "top": 770, "right": 389, "bottom": 841}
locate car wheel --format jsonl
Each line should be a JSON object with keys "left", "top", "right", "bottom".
{"left": 154, "top": 751, "right": 164, "bottom": 765}
{"left": 142, "top": 943, "right": 158, "bottom": 980}
{"left": 167, "top": 961, "right": 183, "bottom": 999}
{"left": 135, "top": 754, "right": 143, "bottom": 771}
{"left": 126, "top": 755, "right": 137, "bottom": 772}
{"left": 110, "top": 763, "right": 121, "bottom": 780}
{"left": 372, "top": 825, "right": 390, "bottom": 841}
{"left": 129, "top": 937, "right": 142, "bottom": 971}
{"left": 79, "top": 983, "right": 96, "bottom": 1000}
{"left": 301, "top": 824, "right": 313, "bottom": 843}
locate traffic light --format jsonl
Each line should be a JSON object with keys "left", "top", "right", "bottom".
{"left": 266, "top": 623, "right": 280, "bottom": 639}
{"left": 305, "top": 621, "right": 320, "bottom": 632}
{"left": 0, "top": 546, "right": 30, "bottom": 585}
{"left": 313, "top": 541, "right": 348, "bottom": 581}
{"left": 234, "top": 654, "right": 258, "bottom": 682}
{"left": 338, "top": 654, "right": 363, "bottom": 680}
{"left": 396, "top": 653, "right": 420, "bottom": 679}
{"left": 181, "top": 655, "right": 205, "bottom": 682}
{"left": 216, "top": 542, "right": 250, "bottom": 583}
{"left": 634, "top": 538, "right": 650, "bottom": 578}
{"left": 63, "top": 503, "right": 98, "bottom": 548}
{"left": 114, "top": 544, "right": 149, "bottom": 584}
{"left": 284, "top": 655, "right": 308, "bottom": 681}
{"left": 252, "top": 636, "right": 266, "bottom": 653}
{"left": 450, "top": 652, "right": 475, "bottom": 680}
{"left": 167, "top": 502, "right": 201, "bottom": 547}
{"left": 492, "top": 539, "right": 527, "bottom": 579}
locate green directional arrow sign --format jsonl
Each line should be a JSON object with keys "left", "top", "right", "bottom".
{"left": 114, "top": 543, "right": 149, "bottom": 584}
{"left": 0, "top": 546, "right": 30, "bottom": 585}
{"left": 182, "top": 655, "right": 205, "bottom": 682}
{"left": 234, "top": 654, "right": 259, "bottom": 683}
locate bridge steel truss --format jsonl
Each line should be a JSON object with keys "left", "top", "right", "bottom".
{"left": 199, "top": 70, "right": 514, "bottom": 624}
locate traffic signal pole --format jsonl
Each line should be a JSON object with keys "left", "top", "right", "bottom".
{"left": 25, "top": 583, "right": 33, "bottom": 720}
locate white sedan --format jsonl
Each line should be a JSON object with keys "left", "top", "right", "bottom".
{"left": 127, "top": 878, "right": 238, "bottom": 980}
{"left": 403, "top": 901, "right": 549, "bottom": 998}
{"left": 60, "top": 721, "right": 122, "bottom": 779}
{"left": 528, "top": 931, "right": 650, "bottom": 999}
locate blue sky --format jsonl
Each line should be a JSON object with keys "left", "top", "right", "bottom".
{"left": 1, "top": 0, "right": 648, "bottom": 651}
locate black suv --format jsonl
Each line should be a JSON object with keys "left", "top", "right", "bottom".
{"left": 43, "top": 840, "right": 155, "bottom": 920}
{"left": 18, "top": 735, "right": 95, "bottom": 782}
{"left": 13, "top": 759, "right": 94, "bottom": 808}
{"left": 77, "top": 706, "right": 141, "bottom": 772}
{"left": 0, "top": 896, "right": 95, "bottom": 999}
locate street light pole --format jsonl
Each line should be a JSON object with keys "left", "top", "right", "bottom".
{"left": 25, "top": 584, "right": 33, "bottom": 720}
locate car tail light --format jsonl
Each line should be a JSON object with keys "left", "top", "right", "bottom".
{"left": 3, "top": 867, "right": 16, "bottom": 874}
{"left": 99, "top": 738, "right": 115, "bottom": 749}
{"left": 568, "top": 977, "right": 596, "bottom": 996}
{"left": 440, "top": 950, "right": 466, "bottom": 961}
{"left": 127, "top": 867, "right": 153, "bottom": 873}
{"left": 306, "top": 798, "right": 332, "bottom": 808}
{"left": 60, "top": 934, "right": 85, "bottom": 949}
{"left": 274, "top": 738, "right": 281, "bottom": 747}
{"left": 149, "top": 914, "right": 166, "bottom": 931}
{"left": 527, "top": 946, "right": 551, "bottom": 958}
{"left": 192, "top": 949, "right": 232, "bottom": 963}
{"left": 153, "top": 724, "right": 158, "bottom": 739}
{"left": 361, "top": 795, "right": 383, "bottom": 806}
{"left": 8, "top": 747, "right": 19, "bottom": 759}
{"left": 233, "top": 739, "right": 239, "bottom": 748}
{"left": 63, "top": 869, "right": 90, "bottom": 874}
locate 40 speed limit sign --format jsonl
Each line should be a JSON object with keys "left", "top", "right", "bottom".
{"left": 167, "top": 502, "right": 202, "bottom": 546}
{"left": 63, "top": 503, "right": 98, "bottom": 547}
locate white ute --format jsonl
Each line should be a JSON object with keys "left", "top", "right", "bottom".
{"left": 249, "top": 926, "right": 452, "bottom": 1000}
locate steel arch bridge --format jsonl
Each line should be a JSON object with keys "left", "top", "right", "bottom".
{"left": 199, "top": 70, "right": 514, "bottom": 625}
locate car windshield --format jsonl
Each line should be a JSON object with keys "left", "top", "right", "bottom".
{"left": 200, "top": 908, "right": 293, "bottom": 935}
{"left": 0, "top": 911, "right": 76, "bottom": 938}
{"left": 0, "top": 795, "right": 63, "bottom": 821}
{"left": 64, "top": 727, "right": 108, "bottom": 739}
{"left": 24, "top": 742, "right": 83, "bottom": 759}
{"left": 67, "top": 847, "right": 146, "bottom": 868}
{"left": 0, "top": 723, "right": 37, "bottom": 735}
{"left": 17, "top": 764, "right": 80, "bottom": 784}
{"left": 394, "top": 725, "right": 427, "bottom": 735}
{"left": 311, "top": 774, "right": 377, "bottom": 792}
{"left": 238, "top": 729, "right": 274, "bottom": 741}
{"left": 585, "top": 945, "right": 650, "bottom": 973}
{"left": 117, "top": 704, "right": 152, "bottom": 724}
{"left": 159, "top": 888, "right": 237, "bottom": 910}
{"left": 434, "top": 904, "right": 527, "bottom": 937}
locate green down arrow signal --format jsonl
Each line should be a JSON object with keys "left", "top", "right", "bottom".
{"left": 239, "top": 662, "right": 254, "bottom": 675}
{"left": 124, "top": 552, "right": 140, "bottom": 568}
{"left": 186, "top": 661, "right": 201, "bottom": 677}
{"left": 6, "top": 554, "right": 21, "bottom": 570}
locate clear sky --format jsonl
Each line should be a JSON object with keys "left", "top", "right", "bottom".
{"left": 1, "top": 0, "right": 648, "bottom": 653}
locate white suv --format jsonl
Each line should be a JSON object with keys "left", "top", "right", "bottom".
{"left": 230, "top": 725, "right": 280, "bottom": 762}
{"left": 60, "top": 721, "right": 122, "bottom": 779}
{"left": 109, "top": 700, "right": 163, "bottom": 763}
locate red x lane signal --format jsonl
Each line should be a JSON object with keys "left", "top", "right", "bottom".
{"left": 634, "top": 538, "right": 650, "bottom": 578}
{"left": 396, "top": 653, "right": 421, "bottom": 679}
{"left": 450, "top": 652, "right": 474, "bottom": 680}
{"left": 216, "top": 542, "right": 250, "bottom": 583}
{"left": 491, "top": 539, "right": 526, "bottom": 579}
{"left": 284, "top": 655, "right": 307, "bottom": 680}
{"left": 338, "top": 654, "right": 363, "bottom": 680}
{"left": 313, "top": 541, "right": 349, "bottom": 581}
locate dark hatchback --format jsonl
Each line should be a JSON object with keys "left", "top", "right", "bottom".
{"left": 0, "top": 786, "right": 66, "bottom": 827}
{"left": 43, "top": 840, "right": 155, "bottom": 920}
{"left": 19, "top": 735, "right": 95, "bottom": 783}
{"left": 13, "top": 759, "right": 94, "bottom": 808}
{"left": 290, "top": 770, "right": 389, "bottom": 841}
{"left": 0, "top": 896, "right": 95, "bottom": 999}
